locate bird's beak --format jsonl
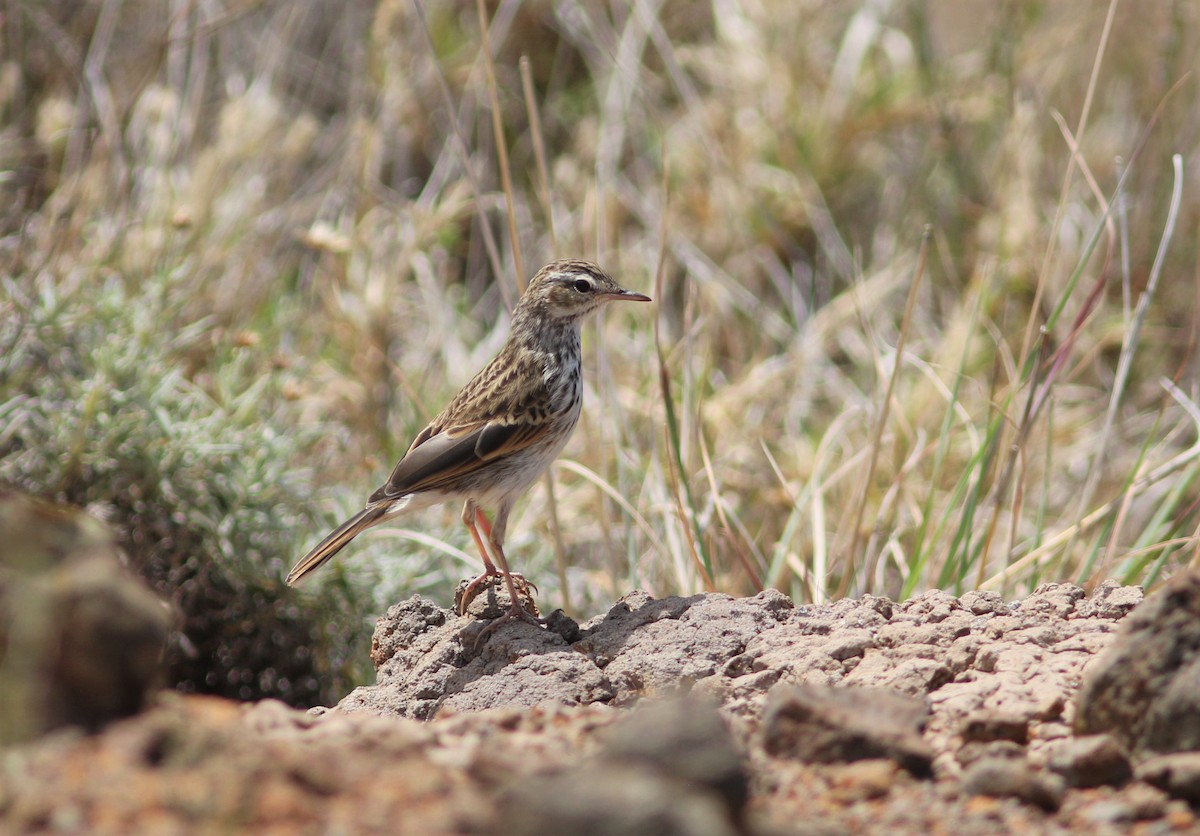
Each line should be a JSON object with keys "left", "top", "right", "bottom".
{"left": 602, "top": 288, "right": 652, "bottom": 303}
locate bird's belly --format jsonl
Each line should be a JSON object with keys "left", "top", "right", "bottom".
{"left": 463, "top": 411, "right": 579, "bottom": 505}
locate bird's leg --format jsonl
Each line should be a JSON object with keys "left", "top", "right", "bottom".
{"left": 474, "top": 508, "right": 538, "bottom": 595}
{"left": 472, "top": 505, "right": 544, "bottom": 648}
{"left": 457, "top": 501, "right": 501, "bottom": 615}
{"left": 458, "top": 503, "right": 542, "bottom": 616}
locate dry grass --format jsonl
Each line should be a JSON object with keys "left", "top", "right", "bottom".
{"left": 4, "top": 0, "right": 1200, "bottom": 673}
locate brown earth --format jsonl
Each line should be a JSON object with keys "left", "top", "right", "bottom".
{"left": 6, "top": 574, "right": 1200, "bottom": 834}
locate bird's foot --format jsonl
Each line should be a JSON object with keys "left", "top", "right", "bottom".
{"left": 455, "top": 571, "right": 539, "bottom": 616}
{"left": 455, "top": 570, "right": 499, "bottom": 616}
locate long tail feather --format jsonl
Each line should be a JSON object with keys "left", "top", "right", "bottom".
{"left": 286, "top": 504, "right": 389, "bottom": 586}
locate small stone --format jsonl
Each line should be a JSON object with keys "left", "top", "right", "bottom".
{"left": 1166, "top": 802, "right": 1197, "bottom": 830}
{"left": 1079, "top": 800, "right": 1134, "bottom": 825}
{"left": 1018, "top": 584, "right": 1085, "bottom": 618}
{"left": 0, "top": 492, "right": 171, "bottom": 743}
{"left": 981, "top": 616, "right": 1021, "bottom": 639}
{"left": 961, "top": 757, "right": 1065, "bottom": 812}
{"left": 1136, "top": 752, "right": 1200, "bottom": 803}
{"left": 1030, "top": 721, "right": 1071, "bottom": 742}
{"left": 1121, "top": 782, "right": 1168, "bottom": 820}
{"left": 1075, "top": 570, "right": 1200, "bottom": 755}
{"left": 544, "top": 609, "right": 582, "bottom": 644}
{"left": 503, "top": 698, "right": 748, "bottom": 836}
{"left": 1045, "top": 734, "right": 1131, "bottom": 788}
{"left": 599, "top": 697, "right": 748, "bottom": 820}
{"left": 823, "top": 629, "right": 875, "bottom": 661}
{"left": 1075, "top": 580, "right": 1144, "bottom": 620}
{"left": 956, "top": 740, "right": 1026, "bottom": 768}
{"left": 762, "top": 684, "right": 932, "bottom": 776}
{"left": 502, "top": 763, "right": 739, "bottom": 836}
{"left": 903, "top": 590, "right": 961, "bottom": 621}
{"left": 961, "top": 711, "right": 1030, "bottom": 745}
{"left": 959, "top": 591, "right": 1006, "bottom": 615}
{"left": 826, "top": 760, "right": 899, "bottom": 803}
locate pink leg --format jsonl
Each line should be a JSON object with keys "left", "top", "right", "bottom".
{"left": 474, "top": 508, "right": 537, "bottom": 594}
{"left": 467, "top": 508, "right": 498, "bottom": 575}
{"left": 457, "top": 503, "right": 501, "bottom": 615}
{"left": 470, "top": 508, "right": 543, "bottom": 648}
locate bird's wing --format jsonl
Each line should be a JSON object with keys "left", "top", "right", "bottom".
{"left": 367, "top": 416, "right": 549, "bottom": 504}
{"left": 368, "top": 344, "right": 561, "bottom": 505}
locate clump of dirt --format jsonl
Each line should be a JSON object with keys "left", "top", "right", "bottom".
{"left": 6, "top": 577, "right": 1200, "bottom": 834}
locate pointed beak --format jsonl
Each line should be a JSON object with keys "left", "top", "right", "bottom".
{"left": 601, "top": 288, "right": 652, "bottom": 303}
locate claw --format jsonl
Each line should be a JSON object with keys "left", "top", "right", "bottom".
{"left": 457, "top": 571, "right": 538, "bottom": 617}
{"left": 456, "top": 569, "right": 501, "bottom": 616}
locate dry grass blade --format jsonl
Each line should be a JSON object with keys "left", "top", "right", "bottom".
{"left": 475, "top": 0, "right": 524, "bottom": 292}
{"left": 1081, "top": 154, "right": 1185, "bottom": 564}
{"left": 1016, "top": 0, "right": 1120, "bottom": 369}
{"left": 842, "top": 227, "right": 930, "bottom": 593}
{"left": 554, "top": 460, "right": 668, "bottom": 558}
{"left": 520, "top": 55, "right": 556, "bottom": 251}
{"left": 409, "top": 0, "right": 508, "bottom": 306}
{"left": 698, "top": 416, "right": 764, "bottom": 590}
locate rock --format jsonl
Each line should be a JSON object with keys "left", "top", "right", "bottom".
{"left": 598, "top": 697, "right": 748, "bottom": 819}
{"left": 341, "top": 590, "right": 794, "bottom": 720}
{"left": 958, "top": 591, "right": 1007, "bottom": 615}
{"left": 1142, "top": 663, "right": 1200, "bottom": 753}
{"left": 1117, "top": 782, "right": 1169, "bottom": 821}
{"left": 960, "top": 710, "right": 1029, "bottom": 744}
{"left": 956, "top": 740, "right": 1026, "bottom": 768}
{"left": 842, "top": 651, "right": 954, "bottom": 695}
{"left": 579, "top": 590, "right": 794, "bottom": 700}
{"left": 341, "top": 593, "right": 615, "bottom": 721}
{"left": 761, "top": 683, "right": 933, "bottom": 776}
{"left": 544, "top": 608, "right": 583, "bottom": 643}
{"left": 1080, "top": 783, "right": 1175, "bottom": 824}
{"left": 501, "top": 764, "right": 739, "bottom": 836}
{"left": 0, "top": 491, "right": 171, "bottom": 744}
{"left": 821, "top": 628, "right": 874, "bottom": 661}
{"left": 961, "top": 757, "right": 1065, "bottom": 811}
{"left": 0, "top": 582, "right": 1185, "bottom": 834}
{"left": 900, "top": 589, "right": 962, "bottom": 622}
{"left": 825, "top": 759, "right": 901, "bottom": 802}
{"left": 0, "top": 694, "right": 478, "bottom": 833}
{"left": 500, "top": 697, "right": 748, "bottom": 836}
{"left": 1044, "top": 734, "right": 1131, "bottom": 788}
{"left": 1136, "top": 752, "right": 1200, "bottom": 804}
{"left": 1016, "top": 583, "right": 1085, "bottom": 619}
{"left": 1074, "top": 570, "right": 1200, "bottom": 755}
{"left": 1075, "top": 580, "right": 1143, "bottom": 620}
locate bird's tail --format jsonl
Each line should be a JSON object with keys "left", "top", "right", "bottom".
{"left": 286, "top": 504, "right": 390, "bottom": 586}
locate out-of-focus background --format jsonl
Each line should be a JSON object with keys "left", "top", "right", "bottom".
{"left": 2, "top": 0, "right": 1198, "bottom": 706}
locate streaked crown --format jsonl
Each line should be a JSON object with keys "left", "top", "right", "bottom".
{"left": 517, "top": 259, "right": 651, "bottom": 322}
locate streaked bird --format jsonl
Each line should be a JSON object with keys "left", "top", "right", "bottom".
{"left": 287, "top": 259, "right": 650, "bottom": 636}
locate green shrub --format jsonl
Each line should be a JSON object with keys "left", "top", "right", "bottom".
{"left": 0, "top": 268, "right": 372, "bottom": 706}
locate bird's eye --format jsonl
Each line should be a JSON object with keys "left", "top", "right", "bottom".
{"left": 572, "top": 278, "right": 593, "bottom": 293}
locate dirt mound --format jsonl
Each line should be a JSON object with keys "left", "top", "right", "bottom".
{"left": 8, "top": 579, "right": 1200, "bottom": 834}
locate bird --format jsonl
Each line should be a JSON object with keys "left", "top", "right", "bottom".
{"left": 286, "top": 258, "right": 651, "bottom": 638}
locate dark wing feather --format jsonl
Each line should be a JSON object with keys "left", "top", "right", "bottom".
{"left": 368, "top": 418, "right": 547, "bottom": 503}
{"left": 368, "top": 335, "right": 563, "bottom": 504}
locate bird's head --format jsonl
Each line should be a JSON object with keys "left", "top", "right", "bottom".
{"left": 518, "top": 259, "right": 651, "bottom": 322}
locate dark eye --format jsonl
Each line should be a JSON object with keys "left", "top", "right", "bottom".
{"left": 572, "top": 278, "right": 592, "bottom": 293}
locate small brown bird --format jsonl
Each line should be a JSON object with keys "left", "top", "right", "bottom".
{"left": 287, "top": 259, "right": 650, "bottom": 635}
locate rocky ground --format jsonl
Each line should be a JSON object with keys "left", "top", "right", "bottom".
{"left": 7, "top": 566, "right": 1200, "bottom": 833}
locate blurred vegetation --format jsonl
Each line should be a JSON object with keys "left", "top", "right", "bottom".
{"left": 2, "top": 0, "right": 1200, "bottom": 703}
{"left": 0, "top": 268, "right": 367, "bottom": 704}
